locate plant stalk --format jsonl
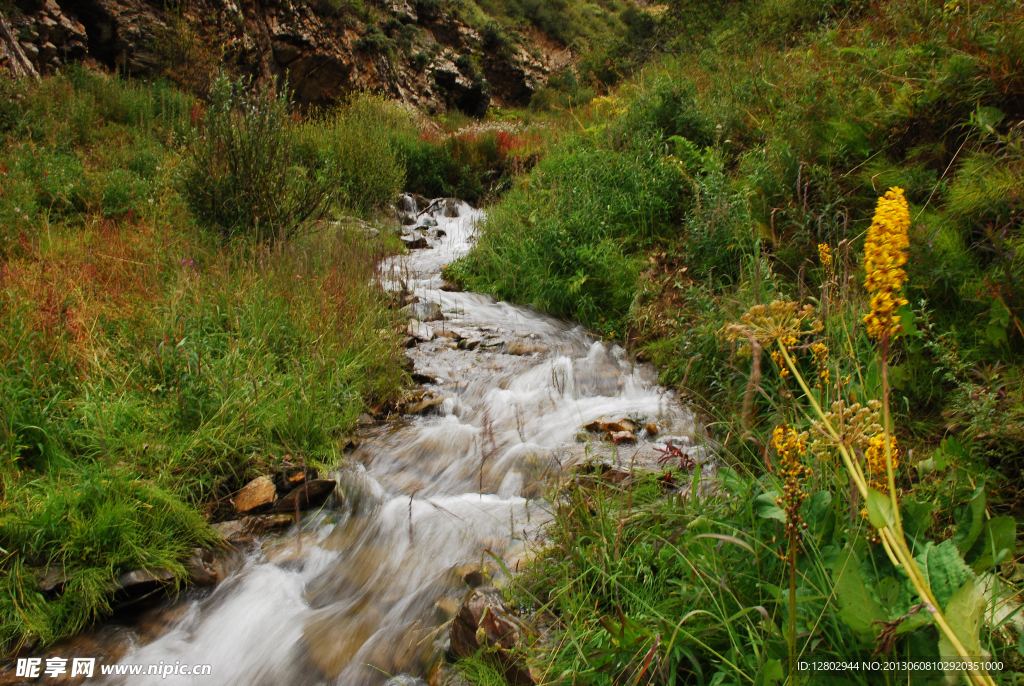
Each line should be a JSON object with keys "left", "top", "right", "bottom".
{"left": 776, "top": 341, "right": 995, "bottom": 686}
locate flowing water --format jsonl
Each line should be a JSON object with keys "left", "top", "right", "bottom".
{"left": 60, "top": 199, "right": 702, "bottom": 686}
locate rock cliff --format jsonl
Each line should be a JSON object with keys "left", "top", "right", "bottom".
{"left": 3, "top": 0, "right": 572, "bottom": 113}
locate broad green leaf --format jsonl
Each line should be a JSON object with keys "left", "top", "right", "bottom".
{"left": 755, "top": 658, "right": 784, "bottom": 686}
{"left": 831, "top": 547, "right": 887, "bottom": 639}
{"left": 902, "top": 499, "right": 935, "bottom": 552}
{"left": 895, "top": 304, "right": 919, "bottom": 338}
{"left": 973, "top": 105, "right": 1005, "bottom": 131}
{"left": 914, "top": 540, "right": 975, "bottom": 611}
{"left": 894, "top": 609, "right": 932, "bottom": 636}
{"left": 865, "top": 488, "right": 895, "bottom": 530}
{"left": 938, "top": 580, "right": 987, "bottom": 670}
{"left": 804, "top": 490, "right": 834, "bottom": 541}
{"left": 875, "top": 576, "right": 900, "bottom": 610}
{"left": 952, "top": 484, "right": 986, "bottom": 554}
{"left": 971, "top": 516, "right": 1016, "bottom": 573}
{"left": 985, "top": 322, "right": 1008, "bottom": 347}
{"left": 754, "top": 493, "right": 786, "bottom": 522}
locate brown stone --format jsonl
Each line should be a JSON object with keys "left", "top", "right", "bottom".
{"left": 583, "top": 417, "right": 636, "bottom": 434}
{"left": 644, "top": 422, "right": 659, "bottom": 435}
{"left": 406, "top": 394, "right": 446, "bottom": 414}
{"left": 274, "top": 479, "right": 338, "bottom": 512}
{"left": 184, "top": 548, "right": 218, "bottom": 586}
{"left": 212, "top": 514, "right": 294, "bottom": 544}
{"left": 610, "top": 430, "right": 636, "bottom": 444}
{"left": 450, "top": 588, "right": 533, "bottom": 684}
{"left": 234, "top": 475, "right": 277, "bottom": 513}
{"left": 505, "top": 340, "right": 548, "bottom": 356}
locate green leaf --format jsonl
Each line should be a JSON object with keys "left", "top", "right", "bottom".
{"left": 973, "top": 105, "right": 1005, "bottom": 131}
{"left": 875, "top": 576, "right": 901, "bottom": 610}
{"left": 895, "top": 609, "right": 932, "bottom": 636}
{"left": 971, "top": 516, "right": 1016, "bottom": 573}
{"left": 754, "top": 493, "right": 786, "bottom": 522}
{"left": 951, "top": 485, "right": 986, "bottom": 554}
{"left": 896, "top": 303, "right": 919, "bottom": 338}
{"left": 804, "top": 490, "right": 834, "bottom": 542}
{"left": 985, "top": 322, "right": 1008, "bottom": 347}
{"left": 914, "top": 540, "right": 975, "bottom": 611}
{"left": 865, "top": 488, "right": 895, "bottom": 530}
{"left": 902, "top": 499, "right": 935, "bottom": 551}
{"left": 831, "top": 547, "right": 887, "bottom": 639}
{"left": 755, "top": 659, "right": 784, "bottom": 686}
{"left": 938, "top": 580, "right": 986, "bottom": 668}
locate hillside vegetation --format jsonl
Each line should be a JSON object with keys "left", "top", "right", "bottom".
{"left": 448, "top": 0, "right": 1024, "bottom": 682}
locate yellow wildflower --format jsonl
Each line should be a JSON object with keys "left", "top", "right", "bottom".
{"left": 865, "top": 433, "right": 900, "bottom": 492}
{"left": 772, "top": 425, "right": 810, "bottom": 536}
{"left": 862, "top": 187, "right": 910, "bottom": 340}
{"left": 811, "top": 342, "right": 830, "bottom": 386}
{"left": 724, "top": 300, "right": 819, "bottom": 347}
{"left": 771, "top": 349, "right": 790, "bottom": 377}
{"left": 818, "top": 243, "right": 833, "bottom": 269}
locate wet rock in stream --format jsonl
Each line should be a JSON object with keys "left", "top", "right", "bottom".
{"left": 273, "top": 479, "right": 338, "bottom": 513}
{"left": 402, "top": 235, "right": 429, "bottom": 250}
{"left": 212, "top": 514, "right": 294, "bottom": 544}
{"left": 408, "top": 320, "right": 435, "bottom": 342}
{"left": 450, "top": 588, "right": 534, "bottom": 685}
{"left": 404, "top": 301, "right": 444, "bottom": 322}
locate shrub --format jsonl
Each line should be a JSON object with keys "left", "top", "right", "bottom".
{"left": 294, "top": 95, "right": 407, "bottom": 216}
{"left": 180, "top": 76, "right": 334, "bottom": 242}
{"left": 451, "top": 134, "right": 686, "bottom": 335}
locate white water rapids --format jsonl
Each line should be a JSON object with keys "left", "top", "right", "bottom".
{"left": 66, "top": 200, "right": 701, "bottom": 686}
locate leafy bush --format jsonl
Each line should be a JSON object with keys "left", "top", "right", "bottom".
{"left": 294, "top": 95, "right": 407, "bottom": 216}
{"left": 451, "top": 134, "right": 686, "bottom": 336}
{"left": 181, "top": 76, "right": 334, "bottom": 243}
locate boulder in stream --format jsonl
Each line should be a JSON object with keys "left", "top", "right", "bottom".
{"left": 408, "top": 320, "right": 435, "bottom": 342}
{"left": 212, "top": 514, "right": 294, "bottom": 544}
{"left": 184, "top": 548, "right": 218, "bottom": 587}
{"left": 404, "top": 301, "right": 443, "bottom": 322}
{"left": 583, "top": 417, "right": 636, "bottom": 434}
{"left": 610, "top": 430, "right": 636, "bottom": 444}
{"left": 450, "top": 587, "right": 534, "bottom": 684}
{"left": 401, "top": 234, "right": 429, "bottom": 250}
{"left": 406, "top": 394, "right": 447, "bottom": 414}
{"left": 274, "top": 479, "right": 338, "bottom": 513}
{"left": 443, "top": 198, "right": 461, "bottom": 218}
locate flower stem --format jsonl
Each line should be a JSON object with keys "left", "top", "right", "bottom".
{"left": 879, "top": 334, "right": 903, "bottom": 537}
{"left": 776, "top": 340, "right": 994, "bottom": 686}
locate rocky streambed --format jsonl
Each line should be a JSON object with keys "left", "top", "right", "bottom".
{"left": 5, "top": 198, "right": 711, "bottom": 686}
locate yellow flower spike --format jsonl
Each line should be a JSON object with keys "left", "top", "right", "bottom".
{"left": 865, "top": 433, "right": 900, "bottom": 492}
{"left": 862, "top": 187, "right": 910, "bottom": 340}
{"left": 817, "top": 243, "right": 833, "bottom": 269}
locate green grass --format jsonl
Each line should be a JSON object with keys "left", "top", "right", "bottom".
{"left": 0, "top": 69, "right": 413, "bottom": 654}
{"left": 451, "top": 0, "right": 1024, "bottom": 682}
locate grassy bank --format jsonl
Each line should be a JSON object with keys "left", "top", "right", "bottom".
{"left": 450, "top": 0, "right": 1024, "bottom": 682}
{"left": 0, "top": 69, "right": 437, "bottom": 654}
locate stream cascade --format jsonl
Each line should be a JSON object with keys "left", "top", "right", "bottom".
{"left": 78, "top": 198, "right": 702, "bottom": 686}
